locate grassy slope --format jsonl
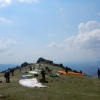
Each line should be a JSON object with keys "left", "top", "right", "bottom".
{"left": 0, "top": 63, "right": 100, "bottom": 100}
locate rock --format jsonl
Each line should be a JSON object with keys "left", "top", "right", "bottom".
{"left": 37, "top": 57, "right": 53, "bottom": 64}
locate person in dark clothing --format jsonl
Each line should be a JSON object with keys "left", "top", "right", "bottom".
{"left": 65, "top": 66, "right": 68, "bottom": 73}
{"left": 29, "top": 66, "right": 32, "bottom": 71}
{"left": 41, "top": 69, "right": 46, "bottom": 82}
{"left": 97, "top": 69, "right": 100, "bottom": 79}
{"left": 80, "top": 70, "right": 82, "bottom": 73}
{"left": 4, "top": 70, "right": 10, "bottom": 83}
{"left": 19, "top": 67, "right": 21, "bottom": 73}
{"left": 45, "top": 67, "right": 49, "bottom": 72}
{"left": 10, "top": 68, "right": 15, "bottom": 76}
{"left": 45, "top": 67, "right": 52, "bottom": 73}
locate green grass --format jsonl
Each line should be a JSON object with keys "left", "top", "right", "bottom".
{"left": 0, "top": 63, "right": 100, "bottom": 100}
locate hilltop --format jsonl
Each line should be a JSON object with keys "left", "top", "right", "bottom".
{"left": 0, "top": 61, "right": 100, "bottom": 100}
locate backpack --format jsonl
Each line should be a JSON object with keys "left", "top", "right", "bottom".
{"left": 4, "top": 70, "right": 10, "bottom": 78}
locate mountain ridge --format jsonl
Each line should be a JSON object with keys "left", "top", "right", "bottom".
{"left": 0, "top": 58, "right": 100, "bottom": 77}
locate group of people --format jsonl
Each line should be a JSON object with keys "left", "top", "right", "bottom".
{"left": 4, "top": 68, "right": 15, "bottom": 83}
{"left": 4, "top": 67, "right": 21, "bottom": 83}
{"left": 40, "top": 66, "right": 53, "bottom": 82}
{"left": 4, "top": 64, "right": 100, "bottom": 83}
{"left": 29, "top": 65, "right": 47, "bottom": 82}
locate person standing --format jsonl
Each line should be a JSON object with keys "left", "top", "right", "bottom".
{"left": 41, "top": 69, "right": 46, "bottom": 82}
{"left": 4, "top": 70, "right": 10, "bottom": 83}
{"left": 45, "top": 67, "right": 49, "bottom": 72}
{"left": 29, "top": 66, "right": 32, "bottom": 71}
{"left": 11, "top": 68, "right": 15, "bottom": 76}
{"left": 65, "top": 66, "right": 68, "bottom": 73}
{"left": 97, "top": 68, "right": 100, "bottom": 79}
{"left": 19, "top": 67, "right": 21, "bottom": 73}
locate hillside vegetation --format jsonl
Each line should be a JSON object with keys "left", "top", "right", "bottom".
{"left": 0, "top": 63, "right": 100, "bottom": 100}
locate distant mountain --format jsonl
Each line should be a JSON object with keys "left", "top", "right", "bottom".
{"left": 0, "top": 64, "right": 17, "bottom": 72}
{"left": 63, "top": 61, "right": 100, "bottom": 77}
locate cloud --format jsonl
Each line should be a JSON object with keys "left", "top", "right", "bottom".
{"left": 99, "top": 12, "right": 100, "bottom": 16}
{"left": 18, "top": 0, "right": 38, "bottom": 3}
{"left": 6, "top": 39, "right": 17, "bottom": 46}
{"left": 0, "top": 17, "right": 12, "bottom": 23}
{"left": 46, "top": 42, "right": 58, "bottom": 48}
{"left": 0, "top": 39, "right": 17, "bottom": 52}
{"left": 6, "top": 52, "right": 13, "bottom": 56}
{"left": 78, "top": 21, "right": 100, "bottom": 33}
{"left": 67, "top": 21, "right": 100, "bottom": 50}
{"left": 65, "top": 23, "right": 70, "bottom": 28}
{"left": 0, "top": 0, "right": 11, "bottom": 7}
{"left": 60, "top": 8, "right": 64, "bottom": 12}
{"left": 47, "top": 21, "right": 100, "bottom": 51}
{"left": 46, "top": 42, "right": 64, "bottom": 50}
{"left": 46, "top": 21, "right": 100, "bottom": 61}
{"left": 65, "top": 29, "right": 100, "bottom": 49}
{"left": 59, "top": 7, "right": 66, "bottom": 12}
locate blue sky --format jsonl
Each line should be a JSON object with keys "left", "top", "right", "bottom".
{"left": 0, "top": 0, "right": 100, "bottom": 64}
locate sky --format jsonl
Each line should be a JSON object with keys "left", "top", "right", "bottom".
{"left": 0, "top": 0, "right": 100, "bottom": 64}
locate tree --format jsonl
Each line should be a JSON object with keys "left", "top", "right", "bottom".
{"left": 21, "top": 62, "right": 28, "bottom": 67}
{"left": 60, "top": 63, "right": 65, "bottom": 69}
{"left": 79, "top": 70, "right": 82, "bottom": 73}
